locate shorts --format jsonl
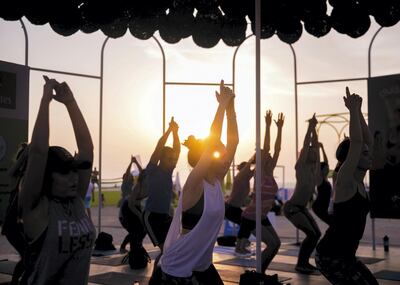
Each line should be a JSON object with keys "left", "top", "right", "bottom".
{"left": 225, "top": 203, "right": 243, "bottom": 225}
{"left": 143, "top": 211, "right": 173, "bottom": 247}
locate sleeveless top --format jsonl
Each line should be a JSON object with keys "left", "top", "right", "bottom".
{"left": 160, "top": 180, "right": 224, "bottom": 277}
{"left": 181, "top": 194, "right": 204, "bottom": 230}
{"left": 27, "top": 196, "right": 96, "bottom": 285}
{"left": 316, "top": 191, "right": 370, "bottom": 258}
{"left": 242, "top": 175, "right": 278, "bottom": 220}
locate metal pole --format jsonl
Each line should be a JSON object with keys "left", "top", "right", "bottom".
{"left": 368, "top": 27, "right": 383, "bottom": 78}
{"left": 99, "top": 37, "right": 110, "bottom": 233}
{"left": 289, "top": 44, "right": 300, "bottom": 244}
{"left": 232, "top": 34, "right": 253, "bottom": 183}
{"left": 152, "top": 36, "right": 166, "bottom": 133}
{"left": 367, "top": 27, "right": 383, "bottom": 251}
{"left": 255, "top": 0, "right": 262, "bottom": 273}
{"left": 19, "top": 19, "right": 28, "bottom": 66}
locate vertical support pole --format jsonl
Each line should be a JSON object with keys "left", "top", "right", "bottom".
{"left": 99, "top": 37, "right": 110, "bottom": 233}
{"left": 19, "top": 19, "right": 29, "bottom": 66}
{"left": 152, "top": 36, "right": 167, "bottom": 133}
{"left": 289, "top": 44, "right": 300, "bottom": 245}
{"left": 255, "top": 0, "right": 262, "bottom": 273}
{"left": 367, "top": 27, "right": 382, "bottom": 251}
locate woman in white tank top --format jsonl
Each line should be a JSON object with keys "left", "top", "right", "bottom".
{"left": 149, "top": 80, "right": 238, "bottom": 285}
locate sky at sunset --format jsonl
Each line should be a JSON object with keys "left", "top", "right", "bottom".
{"left": 1, "top": 18, "right": 400, "bottom": 188}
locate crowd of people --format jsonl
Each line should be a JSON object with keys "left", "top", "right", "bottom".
{"left": 1, "top": 77, "right": 379, "bottom": 285}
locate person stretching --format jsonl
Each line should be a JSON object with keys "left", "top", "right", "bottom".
{"left": 316, "top": 88, "right": 378, "bottom": 285}
{"left": 151, "top": 80, "right": 238, "bottom": 284}
{"left": 283, "top": 114, "right": 321, "bottom": 274}
{"left": 312, "top": 142, "right": 333, "bottom": 225}
{"left": 143, "top": 117, "right": 180, "bottom": 270}
{"left": 236, "top": 111, "right": 284, "bottom": 273}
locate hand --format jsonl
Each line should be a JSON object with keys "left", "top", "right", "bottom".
{"left": 274, "top": 112, "right": 284, "bottom": 128}
{"left": 42, "top": 76, "right": 59, "bottom": 103}
{"left": 265, "top": 110, "right": 272, "bottom": 126}
{"left": 343, "top": 87, "right": 362, "bottom": 111}
{"left": 53, "top": 82, "right": 75, "bottom": 105}
{"left": 215, "top": 79, "right": 234, "bottom": 106}
{"left": 308, "top": 113, "right": 318, "bottom": 128}
{"left": 169, "top": 116, "right": 179, "bottom": 132}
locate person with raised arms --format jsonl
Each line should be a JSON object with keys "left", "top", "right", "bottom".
{"left": 316, "top": 88, "right": 378, "bottom": 284}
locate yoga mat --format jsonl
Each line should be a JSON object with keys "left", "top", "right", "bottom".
{"left": 279, "top": 250, "right": 384, "bottom": 265}
{"left": 218, "top": 268, "right": 290, "bottom": 283}
{"left": 91, "top": 255, "right": 128, "bottom": 266}
{"left": 88, "top": 272, "right": 150, "bottom": 285}
{"left": 374, "top": 270, "right": 400, "bottom": 281}
{"left": 216, "top": 258, "right": 321, "bottom": 276}
{"left": 91, "top": 251, "right": 159, "bottom": 266}
{"left": 0, "top": 260, "right": 16, "bottom": 275}
{"left": 92, "top": 249, "right": 119, "bottom": 257}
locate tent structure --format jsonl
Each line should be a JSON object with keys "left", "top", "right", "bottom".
{"left": 2, "top": 0, "right": 399, "bottom": 273}
{"left": 1, "top": 0, "right": 399, "bottom": 47}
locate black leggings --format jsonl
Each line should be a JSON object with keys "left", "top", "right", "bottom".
{"left": 119, "top": 204, "right": 146, "bottom": 250}
{"left": 315, "top": 253, "right": 379, "bottom": 285}
{"left": 284, "top": 201, "right": 321, "bottom": 266}
{"left": 149, "top": 264, "right": 224, "bottom": 285}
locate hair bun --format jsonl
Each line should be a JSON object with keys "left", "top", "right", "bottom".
{"left": 183, "top": 135, "right": 200, "bottom": 150}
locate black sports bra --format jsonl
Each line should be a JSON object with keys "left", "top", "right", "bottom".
{"left": 181, "top": 194, "right": 204, "bottom": 230}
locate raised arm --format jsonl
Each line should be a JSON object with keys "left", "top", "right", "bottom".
{"left": 149, "top": 119, "right": 172, "bottom": 165}
{"left": 170, "top": 117, "right": 181, "bottom": 167}
{"left": 132, "top": 156, "right": 143, "bottom": 173}
{"left": 311, "top": 122, "right": 321, "bottom": 181}
{"left": 336, "top": 87, "right": 363, "bottom": 192}
{"left": 124, "top": 156, "right": 134, "bottom": 177}
{"left": 182, "top": 81, "right": 234, "bottom": 210}
{"left": 359, "top": 99, "right": 373, "bottom": 149}
{"left": 319, "top": 142, "right": 328, "bottom": 165}
{"left": 19, "top": 78, "right": 56, "bottom": 213}
{"left": 54, "top": 82, "right": 94, "bottom": 199}
{"left": 220, "top": 85, "right": 239, "bottom": 177}
{"left": 263, "top": 110, "right": 272, "bottom": 154}
{"left": 237, "top": 153, "right": 256, "bottom": 180}
{"left": 297, "top": 114, "right": 317, "bottom": 166}
{"left": 271, "top": 113, "right": 284, "bottom": 168}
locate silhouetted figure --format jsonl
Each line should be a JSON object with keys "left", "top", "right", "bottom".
{"left": 19, "top": 77, "right": 95, "bottom": 284}
{"left": 150, "top": 80, "right": 238, "bottom": 284}
{"left": 225, "top": 155, "right": 255, "bottom": 231}
{"left": 316, "top": 87, "right": 378, "bottom": 285}
{"left": 142, "top": 117, "right": 180, "bottom": 271}
{"left": 236, "top": 111, "right": 284, "bottom": 273}
{"left": 312, "top": 142, "right": 333, "bottom": 225}
{"left": 119, "top": 156, "right": 145, "bottom": 254}
{"left": 1, "top": 143, "right": 29, "bottom": 285}
{"left": 283, "top": 114, "right": 321, "bottom": 274}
